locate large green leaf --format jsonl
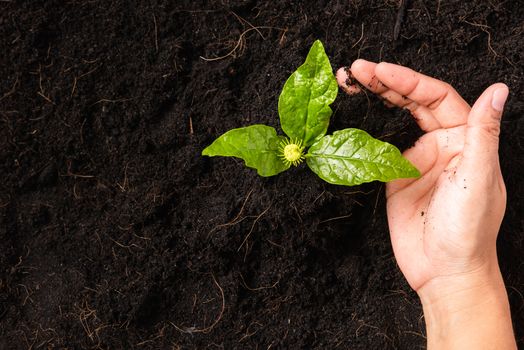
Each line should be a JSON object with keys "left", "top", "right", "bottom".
{"left": 202, "top": 125, "right": 290, "bottom": 177}
{"left": 278, "top": 40, "right": 338, "bottom": 147}
{"left": 306, "top": 129, "right": 420, "bottom": 186}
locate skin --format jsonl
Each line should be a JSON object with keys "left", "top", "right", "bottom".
{"left": 337, "top": 60, "right": 516, "bottom": 349}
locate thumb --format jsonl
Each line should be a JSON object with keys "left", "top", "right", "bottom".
{"left": 462, "top": 83, "right": 509, "bottom": 166}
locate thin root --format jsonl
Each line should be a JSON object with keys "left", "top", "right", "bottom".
{"left": 239, "top": 273, "right": 279, "bottom": 291}
{"left": 237, "top": 204, "right": 271, "bottom": 251}
{"left": 170, "top": 274, "right": 225, "bottom": 334}
{"left": 200, "top": 26, "right": 279, "bottom": 62}
{"left": 207, "top": 188, "right": 254, "bottom": 238}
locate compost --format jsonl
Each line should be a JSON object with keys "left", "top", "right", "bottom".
{"left": 1, "top": 1, "right": 523, "bottom": 348}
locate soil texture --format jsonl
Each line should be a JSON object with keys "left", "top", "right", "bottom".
{"left": 1, "top": 0, "right": 523, "bottom": 349}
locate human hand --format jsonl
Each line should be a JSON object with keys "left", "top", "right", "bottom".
{"left": 337, "top": 60, "right": 515, "bottom": 349}
{"left": 337, "top": 59, "right": 507, "bottom": 291}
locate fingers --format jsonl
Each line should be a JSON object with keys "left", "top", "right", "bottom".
{"left": 337, "top": 59, "right": 471, "bottom": 132}
{"left": 460, "top": 83, "right": 508, "bottom": 170}
{"left": 374, "top": 62, "right": 470, "bottom": 128}
{"left": 337, "top": 61, "right": 441, "bottom": 132}
{"left": 337, "top": 60, "right": 387, "bottom": 94}
{"left": 336, "top": 66, "right": 362, "bottom": 95}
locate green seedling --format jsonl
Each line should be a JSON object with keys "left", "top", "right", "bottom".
{"left": 202, "top": 40, "right": 420, "bottom": 186}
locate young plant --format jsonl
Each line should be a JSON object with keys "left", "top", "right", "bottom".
{"left": 202, "top": 40, "right": 420, "bottom": 186}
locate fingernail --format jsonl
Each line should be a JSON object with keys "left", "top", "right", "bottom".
{"left": 491, "top": 86, "right": 509, "bottom": 112}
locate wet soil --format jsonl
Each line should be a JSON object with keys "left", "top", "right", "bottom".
{"left": 1, "top": 0, "right": 523, "bottom": 349}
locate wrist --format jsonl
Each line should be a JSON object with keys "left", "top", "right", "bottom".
{"left": 417, "top": 257, "right": 505, "bottom": 308}
{"left": 418, "top": 259, "right": 516, "bottom": 349}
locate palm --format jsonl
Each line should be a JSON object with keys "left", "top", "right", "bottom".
{"left": 388, "top": 127, "right": 469, "bottom": 290}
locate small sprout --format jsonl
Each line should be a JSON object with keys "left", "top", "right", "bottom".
{"left": 279, "top": 138, "right": 305, "bottom": 167}
{"left": 202, "top": 40, "right": 420, "bottom": 186}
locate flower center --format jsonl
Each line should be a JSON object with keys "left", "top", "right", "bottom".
{"left": 283, "top": 143, "right": 302, "bottom": 162}
{"left": 279, "top": 138, "right": 305, "bottom": 167}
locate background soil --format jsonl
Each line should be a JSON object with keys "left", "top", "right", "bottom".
{"left": 1, "top": 0, "right": 523, "bottom": 349}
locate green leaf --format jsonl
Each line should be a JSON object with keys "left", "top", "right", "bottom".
{"left": 202, "top": 125, "right": 290, "bottom": 177}
{"left": 278, "top": 40, "right": 338, "bottom": 146}
{"left": 306, "top": 129, "right": 420, "bottom": 186}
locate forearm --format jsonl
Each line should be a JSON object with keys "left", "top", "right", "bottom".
{"left": 418, "top": 260, "right": 516, "bottom": 349}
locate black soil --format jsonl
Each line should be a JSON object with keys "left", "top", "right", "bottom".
{"left": 1, "top": 1, "right": 523, "bottom": 349}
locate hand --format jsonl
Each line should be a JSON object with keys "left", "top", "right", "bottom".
{"left": 337, "top": 60, "right": 516, "bottom": 349}
{"left": 338, "top": 59, "right": 507, "bottom": 291}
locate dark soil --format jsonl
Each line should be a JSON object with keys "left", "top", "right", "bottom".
{"left": 1, "top": 1, "right": 523, "bottom": 349}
